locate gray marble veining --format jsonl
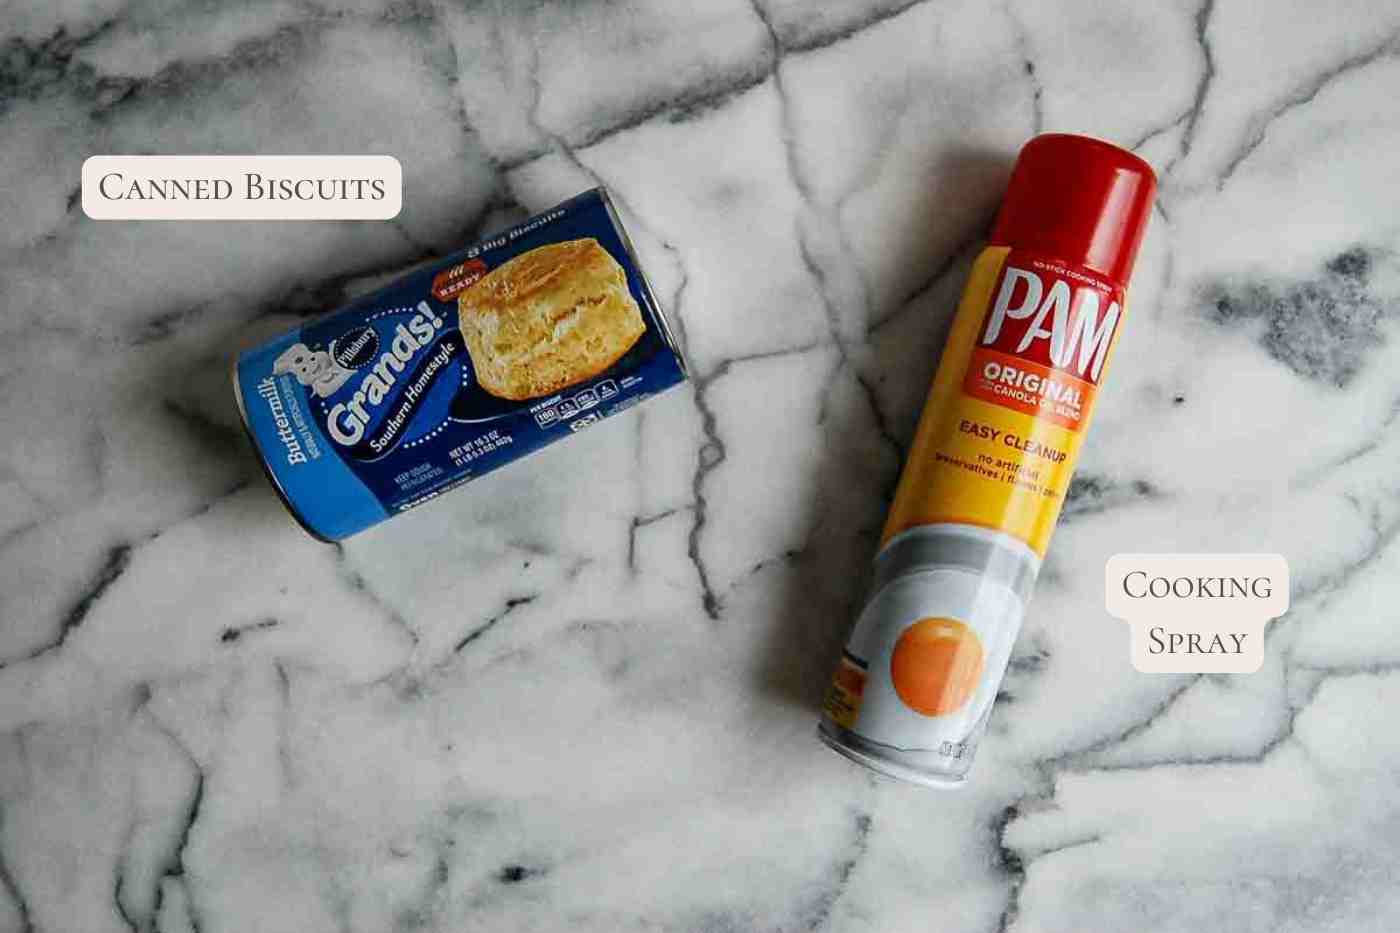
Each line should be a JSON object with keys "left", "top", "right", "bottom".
{"left": 3, "top": 1, "right": 1400, "bottom": 931}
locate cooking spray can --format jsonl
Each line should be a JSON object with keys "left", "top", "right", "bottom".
{"left": 819, "top": 134, "right": 1157, "bottom": 787}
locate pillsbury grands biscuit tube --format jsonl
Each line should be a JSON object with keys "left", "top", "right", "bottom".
{"left": 820, "top": 135, "right": 1156, "bottom": 786}
{"left": 234, "top": 189, "right": 686, "bottom": 540}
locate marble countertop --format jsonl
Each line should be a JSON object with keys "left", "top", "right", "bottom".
{"left": 4, "top": 1, "right": 1400, "bottom": 931}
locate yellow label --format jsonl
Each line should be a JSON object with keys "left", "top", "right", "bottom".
{"left": 882, "top": 247, "right": 1127, "bottom": 556}
{"left": 822, "top": 655, "right": 866, "bottom": 729}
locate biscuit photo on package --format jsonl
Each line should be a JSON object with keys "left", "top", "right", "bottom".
{"left": 234, "top": 189, "right": 687, "bottom": 541}
{"left": 458, "top": 238, "right": 647, "bottom": 401}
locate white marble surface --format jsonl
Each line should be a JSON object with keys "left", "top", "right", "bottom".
{"left": 3, "top": 1, "right": 1400, "bottom": 931}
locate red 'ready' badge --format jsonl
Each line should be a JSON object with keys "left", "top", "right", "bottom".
{"left": 431, "top": 258, "right": 489, "bottom": 302}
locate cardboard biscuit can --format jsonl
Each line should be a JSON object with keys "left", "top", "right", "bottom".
{"left": 234, "top": 189, "right": 687, "bottom": 540}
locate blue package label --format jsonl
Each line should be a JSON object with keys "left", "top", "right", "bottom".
{"left": 234, "top": 189, "right": 687, "bottom": 540}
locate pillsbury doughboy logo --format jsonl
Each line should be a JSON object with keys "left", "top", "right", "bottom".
{"left": 272, "top": 343, "right": 354, "bottom": 398}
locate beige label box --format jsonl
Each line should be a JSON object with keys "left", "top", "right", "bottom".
{"left": 1105, "top": 553, "right": 1289, "bottom": 674}
{"left": 82, "top": 155, "right": 402, "bottom": 220}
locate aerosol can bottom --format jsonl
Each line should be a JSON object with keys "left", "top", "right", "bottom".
{"left": 819, "top": 525, "right": 1038, "bottom": 787}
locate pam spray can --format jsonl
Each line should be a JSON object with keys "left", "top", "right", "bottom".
{"left": 820, "top": 134, "right": 1157, "bottom": 787}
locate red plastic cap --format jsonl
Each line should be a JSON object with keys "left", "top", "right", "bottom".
{"left": 989, "top": 134, "right": 1157, "bottom": 286}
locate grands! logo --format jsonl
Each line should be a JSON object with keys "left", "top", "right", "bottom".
{"left": 962, "top": 252, "right": 1125, "bottom": 431}
{"left": 272, "top": 302, "right": 468, "bottom": 462}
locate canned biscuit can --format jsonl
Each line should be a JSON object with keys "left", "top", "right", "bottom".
{"left": 820, "top": 135, "right": 1157, "bottom": 786}
{"left": 234, "top": 189, "right": 686, "bottom": 540}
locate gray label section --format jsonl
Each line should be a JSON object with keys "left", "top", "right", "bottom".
{"left": 869, "top": 525, "right": 1040, "bottom": 603}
